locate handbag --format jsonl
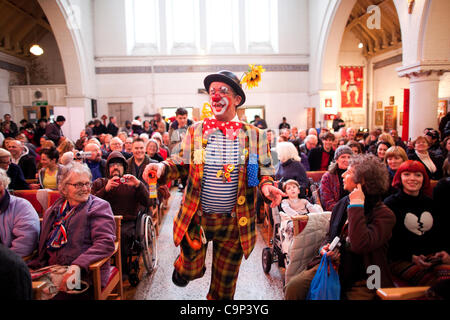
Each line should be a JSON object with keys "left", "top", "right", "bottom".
{"left": 30, "top": 265, "right": 89, "bottom": 300}
{"left": 306, "top": 252, "right": 341, "bottom": 300}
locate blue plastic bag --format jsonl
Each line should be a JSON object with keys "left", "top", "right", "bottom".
{"left": 306, "top": 252, "right": 341, "bottom": 300}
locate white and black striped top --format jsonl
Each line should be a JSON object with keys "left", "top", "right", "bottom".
{"left": 200, "top": 130, "right": 240, "bottom": 214}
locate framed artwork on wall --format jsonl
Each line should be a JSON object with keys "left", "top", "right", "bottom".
{"left": 375, "top": 110, "right": 384, "bottom": 126}
{"left": 384, "top": 105, "right": 397, "bottom": 131}
{"left": 340, "top": 66, "right": 363, "bottom": 108}
{"left": 376, "top": 101, "right": 383, "bottom": 110}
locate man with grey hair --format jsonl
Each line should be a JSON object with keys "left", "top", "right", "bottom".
{"left": 5, "top": 139, "right": 36, "bottom": 179}
{"left": 0, "top": 148, "right": 29, "bottom": 190}
{"left": 299, "top": 134, "right": 318, "bottom": 157}
{"left": 0, "top": 168, "right": 40, "bottom": 257}
{"left": 109, "top": 136, "right": 132, "bottom": 159}
{"left": 84, "top": 143, "right": 107, "bottom": 181}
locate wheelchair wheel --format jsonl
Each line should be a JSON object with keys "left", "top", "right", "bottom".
{"left": 262, "top": 247, "right": 272, "bottom": 273}
{"left": 141, "top": 214, "right": 157, "bottom": 274}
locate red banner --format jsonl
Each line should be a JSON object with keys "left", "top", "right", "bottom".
{"left": 340, "top": 66, "right": 363, "bottom": 108}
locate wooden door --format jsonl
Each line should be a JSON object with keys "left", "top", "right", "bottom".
{"left": 108, "top": 103, "right": 133, "bottom": 128}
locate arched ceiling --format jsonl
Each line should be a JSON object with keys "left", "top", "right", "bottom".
{"left": 0, "top": 0, "right": 51, "bottom": 60}
{"left": 346, "top": 0, "right": 402, "bottom": 57}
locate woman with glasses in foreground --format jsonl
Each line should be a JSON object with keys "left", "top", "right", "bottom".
{"left": 28, "top": 162, "right": 116, "bottom": 299}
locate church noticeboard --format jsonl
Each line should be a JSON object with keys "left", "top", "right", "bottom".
{"left": 306, "top": 108, "right": 316, "bottom": 128}
{"left": 384, "top": 106, "right": 397, "bottom": 131}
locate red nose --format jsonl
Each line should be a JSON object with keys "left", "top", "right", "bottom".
{"left": 212, "top": 94, "right": 221, "bottom": 102}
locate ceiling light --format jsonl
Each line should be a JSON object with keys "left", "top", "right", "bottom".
{"left": 30, "top": 44, "right": 44, "bottom": 56}
{"left": 358, "top": 42, "right": 363, "bottom": 49}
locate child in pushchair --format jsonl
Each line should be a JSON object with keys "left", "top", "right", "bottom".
{"left": 278, "top": 180, "right": 323, "bottom": 256}
{"left": 262, "top": 178, "right": 326, "bottom": 279}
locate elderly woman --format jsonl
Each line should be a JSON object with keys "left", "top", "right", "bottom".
{"left": 28, "top": 162, "right": 116, "bottom": 298}
{"left": 407, "top": 136, "right": 443, "bottom": 180}
{"left": 319, "top": 145, "right": 353, "bottom": 212}
{"left": 275, "top": 141, "right": 309, "bottom": 192}
{"left": 0, "top": 168, "right": 40, "bottom": 257}
{"left": 146, "top": 138, "right": 164, "bottom": 162}
{"left": 384, "top": 160, "right": 449, "bottom": 288}
{"left": 285, "top": 154, "right": 396, "bottom": 300}
{"left": 30, "top": 147, "right": 64, "bottom": 190}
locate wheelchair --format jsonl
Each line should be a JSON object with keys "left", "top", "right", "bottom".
{"left": 126, "top": 207, "right": 158, "bottom": 287}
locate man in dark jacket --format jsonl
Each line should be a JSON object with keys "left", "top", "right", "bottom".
{"left": 106, "top": 116, "right": 119, "bottom": 137}
{"left": 0, "top": 148, "right": 29, "bottom": 190}
{"left": 91, "top": 151, "right": 151, "bottom": 277}
{"left": 6, "top": 140, "right": 36, "bottom": 180}
{"left": 45, "top": 115, "right": 65, "bottom": 146}
{"left": 308, "top": 132, "right": 335, "bottom": 171}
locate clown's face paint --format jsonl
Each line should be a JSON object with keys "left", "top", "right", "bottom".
{"left": 209, "top": 82, "right": 240, "bottom": 121}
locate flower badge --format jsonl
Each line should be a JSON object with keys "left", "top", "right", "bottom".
{"left": 240, "top": 64, "right": 266, "bottom": 89}
{"left": 201, "top": 102, "right": 213, "bottom": 120}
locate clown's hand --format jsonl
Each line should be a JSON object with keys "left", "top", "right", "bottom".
{"left": 143, "top": 163, "right": 165, "bottom": 185}
{"left": 261, "top": 184, "right": 287, "bottom": 208}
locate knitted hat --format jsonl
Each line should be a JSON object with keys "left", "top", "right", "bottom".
{"left": 334, "top": 145, "right": 353, "bottom": 160}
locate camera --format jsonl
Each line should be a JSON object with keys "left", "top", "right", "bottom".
{"left": 118, "top": 177, "right": 129, "bottom": 184}
{"left": 75, "top": 151, "right": 92, "bottom": 159}
{"left": 147, "top": 170, "right": 157, "bottom": 180}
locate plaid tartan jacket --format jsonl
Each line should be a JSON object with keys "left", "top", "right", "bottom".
{"left": 158, "top": 120, "right": 275, "bottom": 259}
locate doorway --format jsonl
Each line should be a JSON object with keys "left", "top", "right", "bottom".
{"left": 108, "top": 103, "right": 133, "bottom": 128}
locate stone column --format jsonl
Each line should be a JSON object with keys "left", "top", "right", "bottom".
{"left": 405, "top": 70, "right": 443, "bottom": 140}
{"left": 0, "top": 69, "right": 12, "bottom": 116}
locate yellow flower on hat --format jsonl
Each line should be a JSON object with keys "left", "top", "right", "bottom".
{"left": 240, "top": 64, "right": 265, "bottom": 89}
{"left": 201, "top": 102, "right": 214, "bottom": 120}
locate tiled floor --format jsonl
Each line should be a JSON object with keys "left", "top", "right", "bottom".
{"left": 127, "top": 189, "right": 285, "bottom": 300}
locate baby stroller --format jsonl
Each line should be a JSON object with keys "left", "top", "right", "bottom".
{"left": 126, "top": 204, "right": 158, "bottom": 287}
{"left": 261, "top": 178, "right": 328, "bottom": 284}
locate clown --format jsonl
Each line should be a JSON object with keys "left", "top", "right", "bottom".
{"left": 144, "top": 70, "right": 285, "bottom": 299}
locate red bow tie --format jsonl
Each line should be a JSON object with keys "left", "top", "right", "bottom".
{"left": 203, "top": 118, "right": 243, "bottom": 140}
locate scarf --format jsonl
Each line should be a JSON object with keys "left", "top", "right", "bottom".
{"left": 46, "top": 200, "right": 76, "bottom": 251}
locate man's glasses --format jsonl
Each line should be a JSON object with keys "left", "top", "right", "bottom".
{"left": 67, "top": 182, "right": 92, "bottom": 189}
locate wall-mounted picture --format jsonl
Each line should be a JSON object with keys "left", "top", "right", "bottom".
{"left": 375, "top": 110, "right": 384, "bottom": 125}
{"left": 376, "top": 101, "right": 383, "bottom": 110}
{"left": 340, "top": 66, "right": 363, "bottom": 108}
{"left": 389, "top": 96, "right": 395, "bottom": 106}
{"left": 325, "top": 98, "right": 332, "bottom": 108}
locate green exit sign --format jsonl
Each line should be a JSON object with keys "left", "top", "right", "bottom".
{"left": 32, "top": 100, "right": 48, "bottom": 106}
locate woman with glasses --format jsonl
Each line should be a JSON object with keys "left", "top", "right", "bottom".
{"left": 407, "top": 136, "right": 443, "bottom": 180}
{"left": 28, "top": 162, "right": 116, "bottom": 299}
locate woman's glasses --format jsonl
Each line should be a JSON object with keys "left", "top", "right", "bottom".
{"left": 67, "top": 182, "right": 92, "bottom": 189}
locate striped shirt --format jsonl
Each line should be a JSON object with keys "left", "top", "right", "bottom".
{"left": 201, "top": 130, "right": 240, "bottom": 214}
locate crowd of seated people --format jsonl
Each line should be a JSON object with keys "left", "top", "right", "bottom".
{"left": 0, "top": 112, "right": 179, "bottom": 299}
{"left": 1, "top": 110, "right": 450, "bottom": 300}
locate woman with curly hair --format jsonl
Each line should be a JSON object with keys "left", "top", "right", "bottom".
{"left": 285, "top": 154, "right": 396, "bottom": 300}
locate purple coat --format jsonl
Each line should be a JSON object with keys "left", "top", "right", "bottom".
{"left": 28, "top": 195, "right": 116, "bottom": 288}
{"left": 0, "top": 191, "right": 40, "bottom": 257}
